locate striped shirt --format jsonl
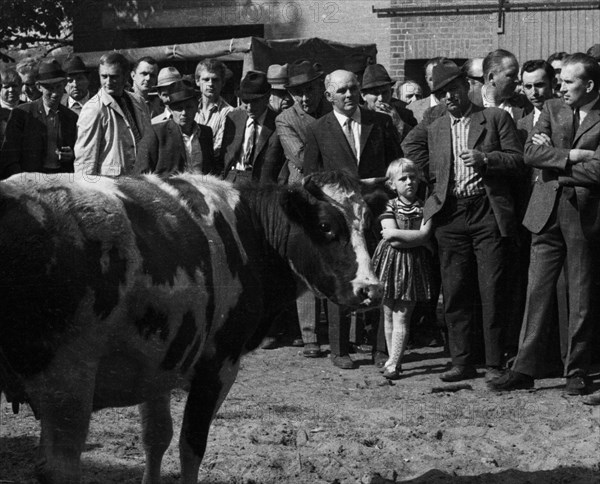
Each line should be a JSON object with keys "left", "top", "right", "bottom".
{"left": 450, "top": 108, "right": 485, "bottom": 198}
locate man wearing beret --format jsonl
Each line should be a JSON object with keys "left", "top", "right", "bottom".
{"left": 403, "top": 62, "right": 524, "bottom": 383}
{"left": 134, "top": 84, "right": 215, "bottom": 176}
{"left": 0, "top": 59, "right": 78, "bottom": 178}
{"left": 220, "top": 70, "right": 284, "bottom": 183}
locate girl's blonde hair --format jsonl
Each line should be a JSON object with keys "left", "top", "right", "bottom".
{"left": 385, "top": 158, "right": 422, "bottom": 188}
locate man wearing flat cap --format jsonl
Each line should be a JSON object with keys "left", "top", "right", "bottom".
{"left": 135, "top": 84, "right": 214, "bottom": 176}
{"left": 61, "top": 55, "right": 93, "bottom": 115}
{"left": 403, "top": 61, "right": 523, "bottom": 383}
{"left": 220, "top": 70, "right": 284, "bottom": 183}
{"left": 360, "top": 63, "right": 416, "bottom": 142}
{"left": 0, "top": 59, "right": 78, "bottom": 178}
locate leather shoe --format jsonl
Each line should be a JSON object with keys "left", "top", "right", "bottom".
{"left": 487, "top": 370, "right": 534, "bottom": 391}
{"left": 259, "top": 336, "right": 279, "bottom": 350}
{"left": 582, "top": 390, "right": 600, "bottom": 405}
{"left": 373, "top": 351, "right": 388, "bottom": 369}
{"left": 564, "top": 376, "right": 589, "bottom": 396}
{"left": 440, "top": 365, "right": 477, "bottom": 382}
{"left": 382, "top": 367, "right": 402, "bottom": 380}
{"left": 485, "top": 366, "right": 505, "bottom": 383}
{"left": 302, "top": 343, "right": 322, "bottom": 358}
{"left": 331, "top": 354, "right": 357, "bottom": 370}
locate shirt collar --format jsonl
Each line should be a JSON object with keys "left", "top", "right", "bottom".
{"left": 0, "top": 99, "right": 17, "bottom": 110}
{"left": 333, "top": 107, "right": 361, "bottom": 127}
{"left": 578, "top": 95, "right": 599, "bottom": 117}
{"left": 68, "top": 93, "right": 89, "bottom": 108}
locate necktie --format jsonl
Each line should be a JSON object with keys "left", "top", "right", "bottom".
{"left": 240, "top": 118, "right": 256, "bottom": 170}
{"left": 344, "top": 118, "right": 358, "bottom": 159}
{"left": 573, "top": 107, "right": 581, "bottom": 136}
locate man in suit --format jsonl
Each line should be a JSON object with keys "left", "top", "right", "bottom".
{"left": 74, "top": 52, "right": 151, "bottom": 177}
{"left": 304, "top": 69, "right": 402, "bottom": 179}
{"left": 0, "top": 67, "right": 22, "bottom": 142}
{"left": 304, "top": 69, "right": 402, "bottom": 369}
{"left": 220, "top": 70, "right": 284, "bottom": 183}
{"left": 0, "top": 60, "right": 78, "bottom": 178}
{"left": 61, "top": 55, "right": 93, "bottom": 115}
{"left": 404, "top": 62, "right": 524, "bottom": 382}
{"left": 134, "top": 85, "right": 215, "bottom": 176}
{"left": 275, "top": 59, "right": 330, "bottom": 357}
{"left": 489, "top": 53, "right": 600, "bottom": 395}
{"left": 481, "top": 49, "right": 531, "bottom": 120}
{"left": 408, "top": 57, "right": 449, "bottom": 123}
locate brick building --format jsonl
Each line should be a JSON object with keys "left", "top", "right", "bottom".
{"left": 74, "top": 0, "right": 600, "bottom": 93}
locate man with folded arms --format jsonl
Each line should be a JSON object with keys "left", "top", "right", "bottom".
{"left": 489, "top": 53, "right": 600, "bottom": 396}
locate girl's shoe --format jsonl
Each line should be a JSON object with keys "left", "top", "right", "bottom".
{"left": 382, "top": 368, "right": 402, "bottom": 380}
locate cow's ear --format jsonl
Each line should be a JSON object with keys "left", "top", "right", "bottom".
{"left": 359, "top": 177, "right": 391, "bottom": 221}
{"left": 301, "top": 176, "right": 326, "bottom": 202}
{"left": 280, "top": 186, "right": 319, "bottom": 226}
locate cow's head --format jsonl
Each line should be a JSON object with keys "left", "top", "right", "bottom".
{"left": 282, "top": 171, "right": 384, "bottom": 309}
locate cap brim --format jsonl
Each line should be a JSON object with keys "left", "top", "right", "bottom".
{"left": 361, "top": 80, "right": 394, "bottom": 91}
{"left": 66, "top": 70, "right": 88, "bottom": 75}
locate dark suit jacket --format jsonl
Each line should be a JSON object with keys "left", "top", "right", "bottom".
{"left": 0, "top": 99, "right": 78, "bottom": 179}
{"left": 303, "top": 107, "right": 402, "bottom": 179}
{"left": 523, "top": 98, "right": 600, "bottom": 240}
{"left": 405, "top": 104, "right": 524, "bottom": 237}
{"left": 220, "top": 107, "right": 284, "bottom": 183}
{"left": 134, "top": 120, "right": 215, "bottom": 176}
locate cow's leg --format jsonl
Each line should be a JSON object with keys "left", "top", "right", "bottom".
{"left": 179, "top": 358, "right": 240, "bottom": 484}
{"left": 33, "top": 373, "right": 95, "bottom": 484}
{"left": 139, "top": 392, "right": 173, "bottom": 484}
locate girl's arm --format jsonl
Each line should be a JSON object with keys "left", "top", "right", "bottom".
{"left": 381, "top": 217, "right": 433, "bottom": 249}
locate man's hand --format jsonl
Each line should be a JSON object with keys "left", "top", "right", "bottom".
{"left": 459, "top": 149, "right": 486, "bottom": 168}
{"left": 568, "top": 149, "right": 595, "bottom": 164}
{"left": 531, "top": 133, "right": 553, "bottom": 146}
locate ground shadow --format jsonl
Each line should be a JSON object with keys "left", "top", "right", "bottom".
{"left": 400, "top": 467, "right": 600, "bottom": 483}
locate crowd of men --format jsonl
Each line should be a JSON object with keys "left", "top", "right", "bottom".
{"left": 1, "top": 44, "right": 600, "bottom": 405}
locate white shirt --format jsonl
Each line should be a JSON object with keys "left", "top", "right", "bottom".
{"left": 68, "top": 93, "right": 89, "bottom": 111}
{"left": 235, "top": 109, "right": 268, "bottom": 171}
{"left": 577, "top": 95, "right": 599, "bottom": 125}
{"left": 333, "top": 108, "right": 361, "bottom": 159}
{"left": 180, "top": 123, "right": 203, "bottom": 172}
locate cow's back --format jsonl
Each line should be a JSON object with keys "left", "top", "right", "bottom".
{"left": 0, "top": 173, "right": 261, "bottom": 407}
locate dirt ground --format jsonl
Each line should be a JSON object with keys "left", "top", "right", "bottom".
{"left": 2, "top": 342, "right": 600, "bottom": 484}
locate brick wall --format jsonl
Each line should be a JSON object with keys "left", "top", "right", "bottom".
{"left": 389, "top": 0, "right": 499, "bottom": 81}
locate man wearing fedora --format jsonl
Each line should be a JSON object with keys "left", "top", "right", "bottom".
{"left": 220, "top": 70, "right": 284, "bottom": 183}
{"left": 404, "top": 61, "right": 523, "bottom": 382}
{"left": 61, "top": 55, "right": 93, "bottom": 115}
{"left": 360, "top": 63, "right": 416, "bottom": 143}
{"left": 273, "top": 58, "right": 331, "bottom": 357}
{"left": 0, "top": 59, "right": 78, "bottom": 178}
{"left": 151, "top": 66, "right": 184, "bottom": 125}
{"left": 74, "top": 52, "right": 151, "bottom": 177}
{"left": 134, "top": 84, "right": 214, "bottom": 176}
{"left": 267, "top": 64, "right": 293, "bottom": 115}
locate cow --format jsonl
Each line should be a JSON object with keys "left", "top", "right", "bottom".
{"left": 0, "top": 170, "right": 383, "bottom": 484}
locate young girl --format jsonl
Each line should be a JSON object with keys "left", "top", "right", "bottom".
{"left": 371, "top": 158, "right": 434, "bottom": 380}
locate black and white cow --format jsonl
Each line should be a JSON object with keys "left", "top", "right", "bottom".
{"left": 0, "top": 171, "right": 382, "bottom": 483}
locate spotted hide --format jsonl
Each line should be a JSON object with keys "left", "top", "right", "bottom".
{"left": 0, "top": 171, "right": 382, "bottom": 484}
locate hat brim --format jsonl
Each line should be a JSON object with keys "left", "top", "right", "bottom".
{"left": 66, "top": 69, "right": 89, "bottom": 75}
{"left": 156, "top": 80, "right": 179, "bottom": 88}
{"left": 361, "top": 80, "right": 395, "bottom": 91}
{"left": 237, "top": 91, "right": 270, "bottom": 101}
{"left": 285, "top": 71, "right": 324, "bottom": 89}
{"left": 37, "top": 76, "right": 66, "bottom": 85}
{"left": 432, "top": 72, "right": 464, "bottom": 93}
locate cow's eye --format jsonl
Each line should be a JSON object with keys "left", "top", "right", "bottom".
{"left": 318, "top": 223, "right": 331, "bottom": 233}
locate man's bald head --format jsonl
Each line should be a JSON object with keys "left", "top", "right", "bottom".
{"left": 324, "top": 69, "right": 360, "bottom": 116}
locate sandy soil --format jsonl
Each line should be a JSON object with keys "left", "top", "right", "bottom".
{"left": 2, "top": 344, "right": 600, "bottom": 484}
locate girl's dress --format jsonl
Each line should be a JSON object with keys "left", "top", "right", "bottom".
{"left": 372, "top": 197, "right": 434, "bottom": 301}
